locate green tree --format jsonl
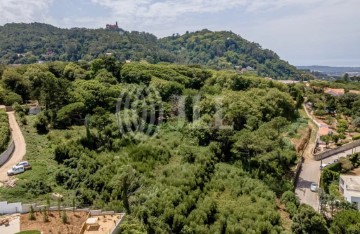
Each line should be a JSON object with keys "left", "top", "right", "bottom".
{"left": 330, "top": 210, "right": 360, "bottom": 234}
{"left": 34, "top": 112, "right": 49, "bottom": 134}
{"left": 291, "top": 204, "right": 328, "bottom": 234}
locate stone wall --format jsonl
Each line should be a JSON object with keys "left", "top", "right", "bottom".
{"left": 0, "top": 140, "right": 15, "bottom": 166}
{"left": 314, "top": 139, "right": 360, "bottom": 161}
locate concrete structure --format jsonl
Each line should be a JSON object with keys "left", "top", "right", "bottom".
{"left": 0, "top": 200, "right": 126, "bottom": 233}
{"left": 0, "top": 215, "right": 20, "bottom": 234}
{"left": 80, "top": 212, "right": 125, "bottom": 234}
{"left": 0, "top": 201, "right": 23, "bottom": 214}
{"left": 314, "top": 139, "right": 360, "bottom": 161}
{"left": 0, "top": 140, "right": 15, "bottom": 166}
{"left": 29, "top": 105, "right": 41, "bottom": 115}
{"left": 339, "top": 175, "right": 360, "bottom": 210}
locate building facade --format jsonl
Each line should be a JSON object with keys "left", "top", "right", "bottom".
{"left": 339, "top": 175, "right": 360, "bottom": 210}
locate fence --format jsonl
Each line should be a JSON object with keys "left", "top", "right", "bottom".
{"left": 0, "top": 140, "right": 15, "bottom": 166}
{"left": 314, "top": 139, "right": 360, "bottom": 161}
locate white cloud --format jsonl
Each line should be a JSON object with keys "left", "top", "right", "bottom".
{"left": 0, "top": 0, "right": 53, "bottom": 24}
{"left": 238, "top": 0, "right": 360, "bottom": 66}
{"left": 90, "top": 0, "right": 333, "bottom": 22}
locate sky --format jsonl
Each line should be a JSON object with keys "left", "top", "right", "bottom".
{"left": 0, "top": 0, "right": 359, "bottom": 67}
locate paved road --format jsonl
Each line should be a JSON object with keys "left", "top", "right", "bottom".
{"left": 0, "top": 111, "right": 26, "bottom": 181}
{"left": 296, "top": 105, "right": 360, "bottom": 211}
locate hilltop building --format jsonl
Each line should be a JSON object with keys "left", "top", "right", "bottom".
{"left": 106, "top": 22, "right": 119, "bottom": 30}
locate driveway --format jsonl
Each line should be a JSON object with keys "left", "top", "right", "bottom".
{"left": 0, "top": 111, "right": 26, "bottom": 181}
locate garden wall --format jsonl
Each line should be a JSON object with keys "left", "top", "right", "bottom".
{"left": 0, "top": 201, "right": 22, "bottom": 214}
{"left": 314, "top": 139, "right": 360, "bottom": 161}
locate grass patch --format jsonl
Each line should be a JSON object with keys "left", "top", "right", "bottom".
{"left": 16, "top": 231, "right": 41, "bottom": 234}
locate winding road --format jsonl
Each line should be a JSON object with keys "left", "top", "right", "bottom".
{"left": 0, "top": 111, "right": 26, "bottom": 181}
{"left": 295, "top": 105, "right": 360, "bottom": 211}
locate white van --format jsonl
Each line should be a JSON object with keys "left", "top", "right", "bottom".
{"left": 7, "top": 165, "right": 25, "bottom": 176}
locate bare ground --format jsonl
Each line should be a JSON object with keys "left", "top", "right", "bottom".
{"left": 21, "top": 211, "right": 88, "bottom": 234}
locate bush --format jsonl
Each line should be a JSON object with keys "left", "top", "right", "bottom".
{"left": 0, "top": 110, "right": 10, "bottom": 152}
{"left": 34, "top": 112, "right": 49, "bottom": 134}
{"left": 285, "top": 202, "right": 298, "bottom": 218}
{"left": 291, "top": 204, "right": 328, "bottom": 234}
{"left": 352, "top": 135, "right": 360, "bottom": 140}
{"left": 20, "top": 116, "right": 27, "bottom": 125}
{"left": 4, "top": 91, "right": 22, "bottom": 105}
{"left": 23, "top": 180, "right": 52, "bottom": 196}
{"left": 281, "top": 191, "right": 299, "bottom": 206}
{"left": 62, "top": 210, "right": 68, "bottom": 224}
{"left": 29, "top": 206, "right": 36, "bottom": 220}
{"left": 330, "top": 210, "right": 360, "bottom": 234}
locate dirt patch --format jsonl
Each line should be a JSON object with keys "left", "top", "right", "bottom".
{"left": 294, "top": 128, "right": 312, "bottom": 154}
{"left": 276, "top": 199, "right": 292, "bottom": 232}
{"left": 20, "top": 211, "right": 88, "bottom": 234}
{"left": 347, "top": 167, "right": 360, "bottom": 176}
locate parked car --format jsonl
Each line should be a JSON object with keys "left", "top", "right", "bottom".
{"left": 16, "top": 161, "right": 32, "bottom": 170}
{"left": 7, "top": 165, "right": 25, "bottom": 176}
{"left": 320, "top": 164, "right": 328, "bottom": 170}
{"left": 310, "top": 182, "right": 318, "bottom": 192}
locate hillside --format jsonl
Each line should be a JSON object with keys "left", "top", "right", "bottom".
{"left": 160, "top": 29, "right": 302, "bottom": 79}
{"left": 0, "top": 23, "right": 176, "bottom": 64}
{"left": 0, "top": 59, "right": 313, "bottom": 232}
{"left": 0, "top": 23, "right": 303, "bottom": 80}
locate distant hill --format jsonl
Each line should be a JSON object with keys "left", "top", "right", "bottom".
{"left": 0, "top": 23, "right": 303, "bottom": 79}
{"left": 297, "top": 65, "right": 360, "bottom": 76}
{"left": 160, "top": 30, "right": 302, "bottom": 79}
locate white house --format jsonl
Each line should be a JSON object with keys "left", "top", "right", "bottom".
{"left": 339, "top": 175, "right": 360, "bottom": 210}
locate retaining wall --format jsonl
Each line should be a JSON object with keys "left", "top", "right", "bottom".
{"left": 314, "top": 139, "right": 360, "bottom": 161}
{"left": 110, "top": 213, "right": 126, "bottom": 234}
{"left": 0, "top": 140, "right": 15, "bottom": 166}
{"left": 0, "top": 201, "right": 22, "bottom": 214}
{"left": 293, "top": 127, "right": 312, "bottom": 186}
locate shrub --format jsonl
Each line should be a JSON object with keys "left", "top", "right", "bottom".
{"left": 62, "top": 210, "right": 68, "bottom": 224}
{"left": 29, "top": 206, "right": 36, "bottom": 220}
{"left": 352, "top": 135, "right": 360, "bottom": 140}
{"left": 285, "top": 202, "right": 298, "bottom": 218}
{"left": 291, "top": 204, "right": 328, "bottom": 234}
{"left": 34, "top": 112, "right": 49, "bottom": 134}
{"left": 281, "top": 191, "right": 299, "bottom": 206}
{"left": 20, "top": 116, "right": 27, "bottom": 125}
{"left": 0, "top": 110, "right": 10, "bottom": 152}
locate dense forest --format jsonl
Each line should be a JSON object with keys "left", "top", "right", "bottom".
{"left": 0, "top": 57, "right": 300, "bottom": 232}
{"left": 0, "top": 23, "right": 306, "bottom": 80}
{"left": 1, "top": 57, "right": 357, "bottom": 233}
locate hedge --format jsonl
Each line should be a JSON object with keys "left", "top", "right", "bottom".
{"left": 0, "top": 109, "right": 10, "bottom": 152}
